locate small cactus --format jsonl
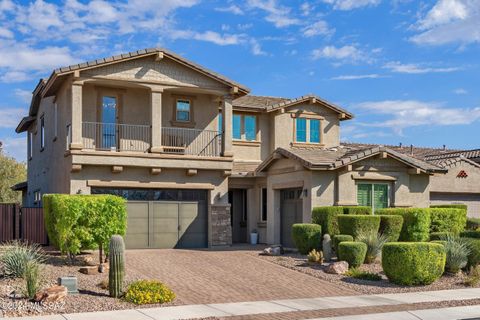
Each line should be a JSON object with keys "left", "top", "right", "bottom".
{"left": 322, "top": 234, "right": 333, "bottom": 262}
{"left": 109, "top": 235, "right": 125, "bottom": 298}
{"left": 307, "top": 249, "right": 324, "bottom": 264}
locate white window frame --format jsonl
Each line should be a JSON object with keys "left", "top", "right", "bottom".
{"left": 232, "top": 113, "right": 258, "bottom": 142}
{"left": 294, "top": 117, "right": 322, "bottom": 144}
{"left": 175, "top": 99, "right": 191, "bottom": 122}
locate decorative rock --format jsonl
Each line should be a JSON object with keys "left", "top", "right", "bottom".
{"left": 79, "top": 266, "right": 98, "bottom": 275}
{"left": 79, "top": 256, "right": 96, "bottom": 266}
{"left": 34, "top": 285, "right": 67, "bottom": 303}
{"left": 98, "top": 262, "right": 109, "bottom": 273}
{"left": 262, "top": 245, "right": 284, "bottom": 256}
{"left": 325, "top": 261, "right": 349, "bottom": 275}
{"left": 322, "top": 234, "right": 333, "bottom": 262}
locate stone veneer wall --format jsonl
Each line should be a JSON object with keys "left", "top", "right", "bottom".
{"left": 211, "top": 204, "right": 232, "bottom": 246}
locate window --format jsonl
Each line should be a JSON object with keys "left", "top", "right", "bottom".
{"left": 232, "top": 113, "right": 257, "bottom": 141}
{"left": 28, "top": 132, "right": 33, "bottom": 160}
{"left": 357, "top": 183, "right": 389, "bottom": 212}
{"left": 40, "top": 116, "right": 45, "bottom": 150}
{"left": 176, "top": 99, "right": 191, "bottom": 122}
{"left": 261, "top": 188, "right": 267, "bottom": 221}
{"left": 218, "top": 111, "right": 223, "bottom": 132}
{"left": 295, "top": 118, "right": 321, "bottom": 144}
{"left": 102, "top": 96, "right": 117, "bottom": 149}
{"left": 34, "top": 190, "right": 42, "bottom": 205}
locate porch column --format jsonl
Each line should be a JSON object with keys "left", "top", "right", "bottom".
{"left": 70, "top": 82, "right": 83, "bottom": 150}
{"left": 150, "top": 88, "right": 163, "bottom": 153}
{"left": 222, "top": 95, "right": 233, "bottom": 157}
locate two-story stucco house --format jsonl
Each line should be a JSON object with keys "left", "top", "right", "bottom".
{"left": 14, "top": 48, "right": 478, "bottom": 249}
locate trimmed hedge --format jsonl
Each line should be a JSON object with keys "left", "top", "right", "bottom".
{"left": 465, "top": 238, "right": 480, "bottom": 268}
{"left": 333, "top": 234, "right": 354, "bottom": 253}
{"left": 430, "top": 208, "right": 466, "bottom": 234}
{"left": 376, "top": 208, "right": 430, "bottom": 242}
{"left": 337, "top": 215, "right": 380, "bottom": 239}
{"left": 312, "top": 207, "right": 343, "bottom": 236}
{"left": 467, "top": 218, "right": 480, "bottom": 231}
{"left": 460, "top": 231, "right": 480, "bottom": 239}
{"left": 43, "top": 194, "right": 127, "bottom": 258}
{"left": 431, "top": 204, "right": 468, "bottom": 210}
{"left": 291, "top": 224, "right": 322, "bottom": 255}
{"left": 431, "top": 240, "right": 447, "bottom": 247}
{"left": 378, "top": 215, "right": 403, "bottom": 242}
{"left": 382, "top": 242, "right": 446, "bottom": 285}
{"left": 338, "top": 242, "right": 367, "bottom": 268}
{"left": 343, "top": 206, "right": 372, "bottom": 215}
{"left": 430, "top": 232, "right": 450, "bottom": 241}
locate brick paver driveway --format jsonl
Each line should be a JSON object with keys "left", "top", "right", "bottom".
{"left": 126, "top": 247, "right": 357, "bottom": 305}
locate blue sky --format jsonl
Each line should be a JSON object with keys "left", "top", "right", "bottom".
{"left": 0, "top": 0, "right": 479, "bottom": 161}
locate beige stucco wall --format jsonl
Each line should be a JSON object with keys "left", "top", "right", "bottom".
{"left": 231, "top": 112, "right": 270, "bottom": 161}
{"left": 430, "top": 160, "right": 480, "bottom": 193}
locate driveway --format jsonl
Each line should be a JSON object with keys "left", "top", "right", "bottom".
{"left": 126, "top": 247, "right": 357, "bottom": 305}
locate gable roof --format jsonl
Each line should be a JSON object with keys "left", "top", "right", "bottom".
{"left": 256, "top": 146, "right": 445, "bottom": 174}
{"left": 428, "top": 156, "right": 480, "bottom": 169}
{"left": 233, "top": 95, "right": 289, "bottom": 111}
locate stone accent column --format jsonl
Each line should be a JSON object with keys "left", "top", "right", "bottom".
{"left": 150, "top": 88, "right": 163, "bottom": 153}
{"left": 211, "top": 204, "right": 232, "bottom": 246}
{"left": 70, "top": 82, "right": 83, "bottom": 150}
{"left": 222, "top": 95, "right": 233, "bottom": 157}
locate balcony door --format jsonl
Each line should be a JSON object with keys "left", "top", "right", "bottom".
{"left": 102, "top": 96, "right": 117, "bottom": 149}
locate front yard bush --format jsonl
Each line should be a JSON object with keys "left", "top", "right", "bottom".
{"left": 338, "top": 242, "right": 367, "bottom": 268}
{"left": 343, "top": 206, "right": 372, "bottom": 215}
{"left": 382, "top": 242, "right": 445, "bottom": 285}
{"left": 337, "top": 215, "right": 380, "bottom": 239}
{"left": 461, "top": 231, "right": 480, "bottom": 239}
{"left": 376, "top": 208, "right": 430, "bottom": 242}
{"left": 467, "top": 218, "right": 480, "bottom": 231}
{"left": 0, "top": 241, "right": 45, "bottom": 278}
{"left": 345, "top": 268, "right": 382, "bottom": 281}
{"left": 443, "top": 235, "right": 470, "bottom": 273}
{"left": 291, "top": 224, "right": 321, "bottom": 254}
{"left": 465, "top": 238, "right": 480, "bottom": 268}
{"left": 356, "top": 231, "right": 388, "bottom": 264}
{"left": 431, "top": 204, "right": 468, "bottom": 210}
{"left": 43, "top": 194, "right": 127, "bottom": 261}
{"left": 333, "top": 234, "right": 354, "bottom": 253}
{"left": 430, "top": 232, "right": 450, "bottom": 241}
{"left": 124, "top": 280, "right": 175, "bottom": 305}
{"left": 430, "top": 208, "right": 466, "bottom": 234}
{"left": 312, "top": 206, "right": 343, "bottom": 236}
{"left": 378, "top": 215, "right": 403, "bottom": 242}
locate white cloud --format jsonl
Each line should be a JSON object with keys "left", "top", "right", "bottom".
{"left": 331, "top": 74, "right": 383, "bottom": 80}
{"left": 300, "top": 2, "right": 312, "bottom": 16}
{"left": 454, "top": 88, "right": 468, "bottom": 94}
{"left": 1, "top": 136, "right": 27, "bottom": 162}
{"left": 0, "top": 107, "right": 26, "bottom": 128}
{"left": 250, "top": 38, "right": 267, "bottom": 56}
{"left": 302, "top": 21, "right": 335, "bottom": 37}
{"left": 0, "top": 27, "right": 13, "bottom": 38}
{"left": 0, "top": 71, "right": 30, "bottom": 83}
{"left": 355, "top": 100, "right": 480, "bottom": 134}
{"left": 170, "top": 30, "right": 245, "bottom": 46}
{"left": 311, "top": 45, "right": 371, "bottom": 63}
{"left": 14, "top": 89, "right": 32, "bottom": 103}
{"left": 411, "top": 0, "right": 480, "bottom": 45}
{"left": 247, "top": 0, "right": 301, "bottom": 28}
{"left": 215, "top": 4, "right": 244, "bottom": 15}
{"left": 322, "top": 0, "right": 381, "bottom": 10}
{"left": 383, "top": 61, "right": 460, "bottom": 74}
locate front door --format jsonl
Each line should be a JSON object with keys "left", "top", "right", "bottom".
{"left": 280, "top": 188, "right": 303, "bottom": 248}
{"left": 102, "top": 96, "right": 117, "bottom": 149}
{"left": 229, "top": 189, "right": 248, "bottom": 243}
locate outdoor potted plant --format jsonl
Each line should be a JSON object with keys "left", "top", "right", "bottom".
{"left": 250, "top": 229, "right": 258, "bottom": 245}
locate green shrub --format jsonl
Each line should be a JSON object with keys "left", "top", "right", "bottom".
{"left": 465, "top": 238, "right": 480, "bottom": 268}
{"left": 429, "top": 208, "right": 466, "bottom": 234}
{"left": 343, "top": 206, "right": 372, "bottom": 215}
{"left": 333, "top": 234, "right": 354, "bottom": 253}
{"left": 464, "top": 266, "right": 480, "bottom": 287}
{"left": 291, "top": 224, "right": 322, "bottom": 254}
{"left": 461, "top": 231, "right": 480, "bottom": 239}
{"left": 43, "top": 194, "right": 127, "bottom": 261}
{"left": 443, "top": 235, "right": 470, "bottom": 273}
{"left": 345, "top": 268, "right": 382, "bottom": 281}
{"left": 23, "top": 261, "right": 43, "bottom": 299}
{"left": 0, "top": 241, "right": 45, "bottom": 278}
{"left": 312, "top": 207, "right": 343, "bottom": 236}
{"left": 430, "top": 232, "right": 450, "bottom": 241}
{"left": 376, "top": 208, "right": 430, "bottom": 242}
{"left": 356, "top": 231, "right": 388, "bottom": 264}
{"left": 124, "top": 280, "right": 175, "bottom": 305}
{"left": 431, "top": 240, "right": 447, "bottom": 247}
{"left": 382, "top": 242, "right": 445, "bottom": 285}
{"left": 378, "top": 215, "right": 403, "bottom": 242}
{"left": 431, "top": 204, "right": 468, "bottom": 210}
{"left": 467, "top": 218, "right": 480, "bottom": 231}
{"left": 338, "top": 242, "right": 367, "bottom": 268}
{"left": 337, "top": 215, "right": 380, "bottom": 239}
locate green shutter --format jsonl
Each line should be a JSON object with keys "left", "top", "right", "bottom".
{"left": 373, "top": 184, "right": 388, "bottom": 209}
{"left": 357, "top": 184, "right": 372, "bottom": 207}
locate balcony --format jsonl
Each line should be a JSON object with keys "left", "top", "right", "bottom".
{"left": 81, "top": 122, "right": 222, "bottom": 157}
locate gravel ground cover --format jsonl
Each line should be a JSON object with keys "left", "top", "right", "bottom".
{"left": 0, "top": 250, "right": 177, "bottom": 318}
{"left": 255, "top": 252, "right": 477, "bottom": 294}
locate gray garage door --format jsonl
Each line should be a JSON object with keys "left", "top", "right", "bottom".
{"left": 430, "top": 192, "right": 480, "bottom": 218}
{"left": 280, "top": 188, "right": 303, "bottom": 248}
{"left": 91, "top": 188, "right": 208, "bottom": 249}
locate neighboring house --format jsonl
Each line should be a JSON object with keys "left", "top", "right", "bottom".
{"left": 14, "top": 48, "right": 478, "bottom": 250}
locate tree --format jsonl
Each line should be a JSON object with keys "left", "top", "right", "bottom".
{"left": 0, "top": 146, "right": 27, "bottom": 203}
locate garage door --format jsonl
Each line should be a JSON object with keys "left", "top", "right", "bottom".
{"left": 280, "top": 188, "right": 303, "bottom": 248}
{"left": 91, "top": 188, "right": 208, "bottom": 249}
{"left": 430, "top": 192, "right": 480, "bottom": 218}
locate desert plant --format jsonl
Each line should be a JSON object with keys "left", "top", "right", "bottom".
{"left": 345, "top": 268, "right": 382, "bottom": 281}
{"left": 378, "top": 215, "right": 403, "bottom": 242}
{"left": 307, "top": 249, "right": 323, "bottom": 263}
{"left": 333, "top": 234, "right": 353, "bottom": 253}
{"left": 382, "top": 242, "right": 445, "bottom": 285}
{"left": 23, "top": 260, "right": 42, "bottom": 300}
{"left": 429, "top": 208, "right": 466, "bottom": 234}
{"left": 376, "top": 208, "right": 430, "bottom": 242}
{"left": 443, "top": 235, "right": 470, "bottom": 273}
{"left": 467, "top": 218, "right": 480, "bottom": 231}
{"left": 338, "top": 242, "right": 367, "bottom": 268}
{"left": 464, "top": 265, "right": 480, "bottom": 287}
{"left": 0, "top": 241, "right": 45, "bottom": 278}
{"left": 337, "top": 215, "right": 380, "bottom": 239}
{"left": 109, "top": 235, "right": 125, "bottom": 298}
{"left": 465, "top": 238, "right": 480, "bottom": 268}
{"left": 356, "top": 231, "right": 388, "bottom": 264}
{"left": 312, "top": 207, "right": 343, "bottom": 236}
{"left": 124, "top": 280, "right": 175, "bottom": 305}
{"left": 291, "top": 224, "right": 322, "bottom": 254}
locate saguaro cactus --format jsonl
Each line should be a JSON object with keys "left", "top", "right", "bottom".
{"left": 109, "top": 235, "right": 125, "bottom": 298}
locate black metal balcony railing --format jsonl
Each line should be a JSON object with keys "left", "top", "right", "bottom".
{"left": 81, "top": 122, "right": 222, "bottom": 157}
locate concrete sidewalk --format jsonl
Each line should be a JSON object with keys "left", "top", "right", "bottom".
{"left": 8, "top": 288, "right": 480, "bottom": 320}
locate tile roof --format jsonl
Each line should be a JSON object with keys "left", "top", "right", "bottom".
{"left": 233, "top": 95, "right": 289, "bottom": 110}
{"left": 232, "top": 161, "right": 262, "bottom": 176}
